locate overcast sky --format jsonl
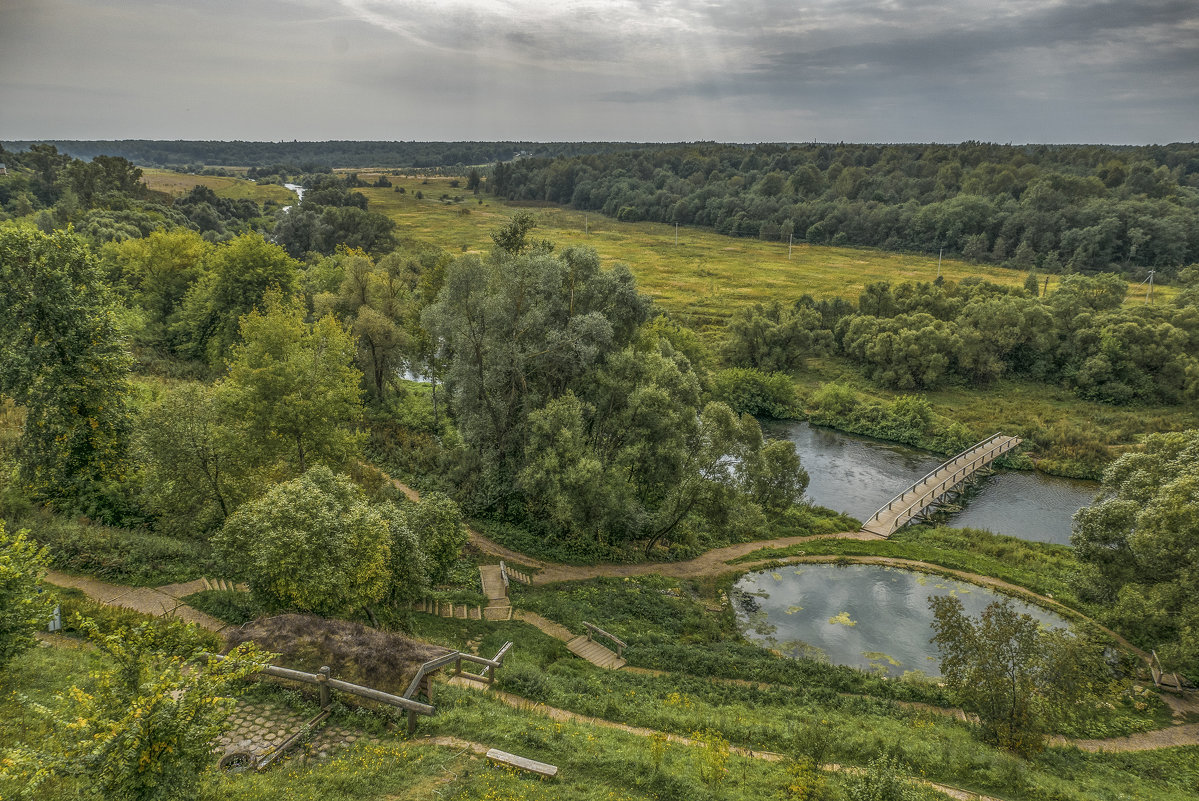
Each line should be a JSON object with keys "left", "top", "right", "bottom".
{"left": 2, "top": 0, "right": 1196, "bottom": 144}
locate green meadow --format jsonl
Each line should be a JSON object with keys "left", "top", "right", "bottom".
{"left": 353, "top": 175, "right": 1175, "bottom": 328}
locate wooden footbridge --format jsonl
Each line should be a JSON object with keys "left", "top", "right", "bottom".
{"left": 861, "top": 433, "right": 1022, "bottom": 538}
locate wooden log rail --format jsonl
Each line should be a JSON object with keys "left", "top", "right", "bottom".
{"left": 581, "top": 622, "right": 626, "bottom": 658}
{"left": 209, "top": 653, "right": 435, "bottom": 736}
{"left": 402, "top": 641, "right": 514, "bottom": 701}
{"left": 486, "top": 748, "right": 558, "bottom": 778}
{"left": 453, "top": 641, "right": 513, "bottom": 685}
{"left": 862, "top": 433, "right": 1021, "bottom": 537}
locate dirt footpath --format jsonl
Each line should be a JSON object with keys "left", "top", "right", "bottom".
{"left": 44, "top": 570, "right": 225, "bottom": 631}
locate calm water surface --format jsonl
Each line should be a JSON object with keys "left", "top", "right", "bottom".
{"left": 760, "top": 420, "right": 1096, "bottom": 544}
{"left": 734, "top": 564, "right": 1070, "bottom": 676}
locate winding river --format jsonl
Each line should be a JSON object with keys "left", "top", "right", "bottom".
{"left": 281, "top": 182, "right": 304, "bottom": 212}
{"left": 760, "top": 420, "right": 1097, "bottom": 545}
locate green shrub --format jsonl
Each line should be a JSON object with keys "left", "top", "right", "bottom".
{"left": 709, "top": 368, "right": 801, "bottom": 418}
{"left": 181, "top": 589, "right": 264, "bottom": 626}
{"left": 498, "top": 662, "right": 552, "bottom": 701}
{"left": 0, "top": 521, "right": 53, "bottom": 669}
{"left": 809, "top": 384, "right": 974, "bottom": 455}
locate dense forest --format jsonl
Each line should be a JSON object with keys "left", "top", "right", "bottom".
{"left": 1, "top": 140, "right": 667, "bottom": 170}
{"left": 491, "top": 142, "right": 1199, "bottom": 278}
{"left": 0, "top": 143, "right": 398, "bottom": 257}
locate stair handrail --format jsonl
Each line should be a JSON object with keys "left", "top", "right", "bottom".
{"left": 581, "top": 621, "right": 626, "bottom": 657}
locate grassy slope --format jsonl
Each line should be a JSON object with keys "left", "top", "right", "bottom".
{"left": 8, "top": 624, "right": 1192, "bottom": 801}
{"left": 140, "top": 167, "right": 295, "bottom": 204}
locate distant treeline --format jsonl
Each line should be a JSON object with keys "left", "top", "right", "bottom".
{"left": 0, "top": 140, "right": 669, "bottom": 170}
{"left": 490, "top": 142, "right": 1199, "bottom": 278}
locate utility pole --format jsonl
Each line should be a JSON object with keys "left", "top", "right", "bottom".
{"left": 788, "top": 233, "right": 793, "bottom": 260}
{"left": 1145, "top": 269, "right": 1155, "bottom": 304}
{"left": 937, "top": 247, "right": 943, "bottom": 279}
{"left": 675, "top": 222, "right": 678, "bottom": 246}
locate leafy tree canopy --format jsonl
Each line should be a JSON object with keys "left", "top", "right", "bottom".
{"left": 930, "top": 596, "right": 1114, "bottom": 755}
{"left": 214, "top": 466, "right": 404, "bottom": 615}
{"left": 1072, "top": 429, "right": 1199, "bottom": 678}
{"left": 0, "top": 225, "right": 132, "bottom": 508}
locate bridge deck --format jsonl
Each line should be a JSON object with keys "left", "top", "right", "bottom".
{"left": 861, "top": 433, "right": 1022, "bottom": 538}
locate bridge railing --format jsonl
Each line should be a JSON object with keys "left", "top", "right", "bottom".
{"left": 866, "top": 434, "right": 1020, "bottom": 533}
{"left": 885, "top": 440, "right": 1016, "bottom": 531}
{"left": 866, "top": 433, "right": 1003, "bottom": 526}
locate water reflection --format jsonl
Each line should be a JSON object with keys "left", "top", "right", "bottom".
{"left": 760, "top": 420, "right": 1096, "bottom": 544}
{"left": 734, "top": 564, "right": 1069, "bottom": 677}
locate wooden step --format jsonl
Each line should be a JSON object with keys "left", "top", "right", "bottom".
{"left": 478, "top": 565, "right": 508, "bottom": 602}
{"left": 565, "top": 635, "right": 626, "bottom": 669}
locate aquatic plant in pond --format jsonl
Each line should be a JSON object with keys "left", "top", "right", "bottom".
{"left": 733, "top": 564, "right": 1069, "bottom": 677}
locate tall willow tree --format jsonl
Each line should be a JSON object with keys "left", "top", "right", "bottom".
{"left": 0, "top": 225, "right": 131, "bottom": 510}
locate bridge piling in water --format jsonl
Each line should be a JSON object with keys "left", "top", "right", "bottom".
{"left": 861, "top": 433, "right": 1022, "bottom": 538}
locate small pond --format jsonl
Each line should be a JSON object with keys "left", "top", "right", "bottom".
{"left": 759, "top": 420, "right": 1097, "bottom": 544}
{"left": 733, "top": 564, "right": 1071, "bottom": 677}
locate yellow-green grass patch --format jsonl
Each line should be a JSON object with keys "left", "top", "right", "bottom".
{"left": 141, "top": 168, "right": 295, "bottom": 204}
{"left": 363, "top": 178, "right": 1177, "bottom": 327}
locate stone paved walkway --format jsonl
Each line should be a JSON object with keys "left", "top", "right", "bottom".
{"left": 218, "top": 700, "right": 386, "bottom": 766}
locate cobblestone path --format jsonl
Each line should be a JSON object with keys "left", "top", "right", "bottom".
{"left": 218, "top": 700, "right": 386, "bottom": 766}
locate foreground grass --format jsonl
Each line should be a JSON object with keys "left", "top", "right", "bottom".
{"left": 4, "top": 614, "right": 1190, "bottom": 801}
{"left": 409, "top": 616, "right": 1189, "bottom": 801}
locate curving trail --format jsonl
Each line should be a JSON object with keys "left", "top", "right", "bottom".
{"left": 442, "top": 675, "right": 1004, "bottom": 801}
{"left": 388, "top": 474, "right": 1150, "bottom": 660}
{"left": 44, "top": 570, "right": 225, "bottom": 631}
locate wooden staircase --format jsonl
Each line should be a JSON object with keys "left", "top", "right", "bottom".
{"left": 478, "top": 564, "right": 512, "bottom": 620}
{"left": 565, "top": 634, "right": 626, "bottom": 669}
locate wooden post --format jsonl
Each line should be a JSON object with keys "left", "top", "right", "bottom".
{"left": 454, "top": 655, "right": 462, "bottom": 677}
{"left": 318, "top": 665, "right": 331, "bottom": 710}
{"left": 407, "top": 709, "right": 417, "bottom": 735}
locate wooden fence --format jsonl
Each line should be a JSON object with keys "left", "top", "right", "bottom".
{"left": 500, "top": 560, "right": 534, "bottom": 586}
{"left": 413, "top": 597, "right": 485, "bottom": 619}
{"left": 211, "top": 639, "right": 514, "bottom": 771}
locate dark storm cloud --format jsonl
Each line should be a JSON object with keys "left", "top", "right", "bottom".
{"left": 1, "top": 0, "right": 1196, "bottom": 143}
{"left": 600, "top": 0, "right": 1199, "bottom": 102}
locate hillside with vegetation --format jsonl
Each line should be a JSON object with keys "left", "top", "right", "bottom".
{"left": 1, "top": 142, "right": 1197, "bottom": 801}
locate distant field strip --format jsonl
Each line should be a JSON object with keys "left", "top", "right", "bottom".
{"left": 141, "top": 168, "right": 295, "bottom": 204}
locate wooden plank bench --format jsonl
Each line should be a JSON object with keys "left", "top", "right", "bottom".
{"left": 485, "top": 748, "right": 558, "bottom": 778}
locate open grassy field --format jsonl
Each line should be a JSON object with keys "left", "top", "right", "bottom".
{"left": 140, "top": 167, "right": 295, "bottom": 204}
{"left": 355, "top": 175, "right": 1176, "bottom": 328}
